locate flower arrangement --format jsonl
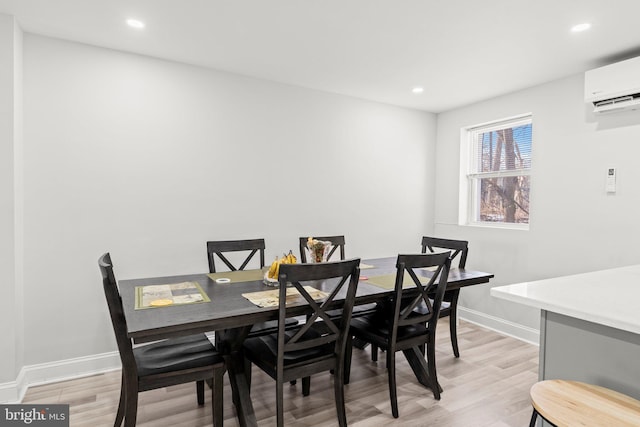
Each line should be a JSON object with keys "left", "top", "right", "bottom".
{"left": 306, "top": 237, "right": 332, "bottom": 263}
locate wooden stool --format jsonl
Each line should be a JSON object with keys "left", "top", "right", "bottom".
{"left": 529, "top": 380, "right": 640, "bottom": 426}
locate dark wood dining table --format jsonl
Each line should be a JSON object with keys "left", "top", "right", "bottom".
{"left": 119, "top": 257, "right": 493, "bottom": 426}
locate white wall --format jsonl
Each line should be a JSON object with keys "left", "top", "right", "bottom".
{"left": 19, "top": 34, "right": 437, "bottom": 367}
{"left": 435, "top": 74, "right": 640, "bottom": 338}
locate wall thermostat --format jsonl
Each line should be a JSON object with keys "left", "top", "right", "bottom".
{"left": 606, "top": 167, "right": 616, "bottom": 193}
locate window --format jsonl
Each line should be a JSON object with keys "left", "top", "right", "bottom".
{"left": 460, "top": 114, "right": 532, "bottom": 228}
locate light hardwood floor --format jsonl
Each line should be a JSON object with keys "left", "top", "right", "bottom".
{"left": 22, "top": 319, "right": 539, "bottom": 426}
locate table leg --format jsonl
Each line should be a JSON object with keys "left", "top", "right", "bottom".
{"left": 216, "top": 326, "right": 257, "bottom": 427}
{"left": 402, "top": 346, "right": 442, "bottom": 393}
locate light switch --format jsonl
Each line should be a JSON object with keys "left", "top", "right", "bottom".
{"left": 606, "top": 167, "right": 616, "bottom": 193}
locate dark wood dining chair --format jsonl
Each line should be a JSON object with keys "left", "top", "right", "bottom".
{"left": 296, "top": 234, "right": 374, "bottom": 390}
{"left": 298, "top": 235, "right": 346, "bottom": 263}
{"left": 206, "top": 238, "right": 298, "bottom": 337}
{"left": 346, "top": 252, "right": 451, "bottom": 418}
{"left": 242, "top": 259, "right": 361, "bottom": 427}
{"left": 99, "top": 253, "right": 225, "bottom": 427}
{"left": 207, "top": 238, "right": 265, "bottom": 272}
{"left": 421, "top": 236, "right": 469, "bottom": 358}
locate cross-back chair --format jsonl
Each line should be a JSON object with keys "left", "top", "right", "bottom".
{"left": 207, "top": 238, "right": 265, "bottom": 273}
{"left": 206, "top": 238, "right": 297, "bottom": 337}
{"left": 298, "top": 235, "right": 346, "bottom": 263}
{"left": 99, "top": 253, "right": 225, "bottom": 427}
{"left": 346, "top": 252, "right": 451, "bottom": 418}
{"left": 242, "top": 259, "right": 361, "bottom": 427}
{"left": 421, "top": 236, "right": 469, "bottom": 357}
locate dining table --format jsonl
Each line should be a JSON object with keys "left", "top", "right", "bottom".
{"left": 119, "top": 257, "right": 494, "bottom": 426}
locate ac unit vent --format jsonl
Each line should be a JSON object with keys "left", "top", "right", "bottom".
{"left": 593, "top": 93, "right": 640, "bottom": 114}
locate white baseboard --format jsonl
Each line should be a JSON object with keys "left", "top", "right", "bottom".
{"left": 0, "top": 368, "right": 26, "bottom": 404}
{"left": 459, "top": 306, "right": 540, "bottom": 346}
{"left": 0, "top": 351, "right": 121, "bottom": 404}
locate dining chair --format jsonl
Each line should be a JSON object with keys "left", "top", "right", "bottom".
{"left": 242, "top": 259, "right": 361, "bottom": 427}
{"left": 298, "top": 235, "right": 346, "bottom": 263}
{"left": 346, "top": 252, "right": 451, "bottom": 418}
{"left": 421, "top": 236, "right": 469, "bottom": 358}
{"left": 99, "top": 253, "right": 225, "bottom": 427}
{"left": 298, "top": 234, "right": 376, "bottom": 342}
{"left": 206, "top": 238, "right": 298, "bottom": 337}
{"left": 207, "top": 238, "right": 265, "bottom": 273}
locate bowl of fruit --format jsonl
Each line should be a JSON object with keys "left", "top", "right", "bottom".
{"left": 264, "top": 250, "right": 297, "bottom": 286}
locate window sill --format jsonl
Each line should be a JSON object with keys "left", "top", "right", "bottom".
{"left": 462, "top": 221, "right": 529, "bottom": 231}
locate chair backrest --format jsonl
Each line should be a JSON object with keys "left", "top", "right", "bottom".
{"left": 298, "top": 235, "right": 346, "bottom": 263}
{"left": 389, "top": 252, "right": 451, "bottom": 342}
{"left": 98, "top": 253, "right": 136, "bottom": 373}
{"left": 421, "top": 236, "right": 468, "bottom": 268}
{"left": 276, "top": 259, "right": 360, "bottom": 365}
{"left": 206, "top": 239, "right": 266, "bottom": 273}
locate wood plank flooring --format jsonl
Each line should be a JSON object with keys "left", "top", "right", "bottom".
{"left": 22, "top": 319, "right": 539, "bottom": 426}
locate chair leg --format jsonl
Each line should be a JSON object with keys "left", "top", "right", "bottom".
{"left": 302, "top": 376, "right": 311, "bottom": 396}
{"left": 123, "top": 375, "right": 138, "bottom": 427}
{"left": 196, "top": 380, "right": 205, "bottom": 405}
{"left": 344, "top": 334, "right": 353, "bottom": 385}
{"left": 386, "top": 350, "right": 399, "bottom": 418}
{"left": 212, "top": 367, "right": 224, "bottom": 427}
{"left": 276, "top": 378, "right": 284, "bottom": 427}
{"left": 449, "top": 291, "right": 460, "bottom": 358}
{"left": 334, "top": 363, "right": 347, "bottom": 427}
{"left": 529, "top": 408, "right": 538, "bottom": 427}
{"left": 371, "top": 344, "right": 378, "bottom": 362}
{"left": 244, "top": 357, "right": 252, "bottom": 391}
{"left": 426, "top": 337, "right": 441, "bottom": 400}
{"left": 114, "top": 372, "right": 126, "bottom": 427}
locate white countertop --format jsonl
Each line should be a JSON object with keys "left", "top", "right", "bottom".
{"left": 491, "top": 264, "right": 640, "bottom": 335}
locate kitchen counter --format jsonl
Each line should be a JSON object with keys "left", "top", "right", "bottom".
{"left": 491, "top": 265, "right": 640, "bottom": 402}
{"left": 491, "top": 264, "right": 640, "bottom": 335}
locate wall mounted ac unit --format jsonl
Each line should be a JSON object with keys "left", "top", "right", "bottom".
{"left": 585, "top": 56, "right": 640, "bottom": 115}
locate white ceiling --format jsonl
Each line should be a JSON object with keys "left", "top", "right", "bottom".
{"left": 2, "top": 0, "right": 640, "bottom": 112}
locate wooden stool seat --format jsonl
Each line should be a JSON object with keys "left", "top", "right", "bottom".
{"left": 530, "top": 380, "right": 640, "bottom": 427}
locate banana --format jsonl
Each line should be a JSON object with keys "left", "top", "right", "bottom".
{"left": 267, "top": 251, "right": 296, "bottom": 280}
{"left": 268, "top": 257, "right": 279, "bottom": 279}
{"left": 273, "top": 260, "right": 281, "bottom": 279}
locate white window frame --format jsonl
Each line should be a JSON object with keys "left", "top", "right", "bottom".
{"left": 459, "top": 113, "right": 532, "bottom": 230}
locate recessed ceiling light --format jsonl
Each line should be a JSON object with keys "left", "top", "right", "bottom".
{"left": 571, "top": 22, "right": 591, "bottom": 33}
{"left": 412, "top": 87, "right": 424, "bottom": 94}
{"left": 126, "top": 19, "right": 145, "bottom": 29}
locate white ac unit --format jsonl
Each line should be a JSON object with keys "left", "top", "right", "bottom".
{"left": 585, "top": 56, "right": 640, "bottom": 115}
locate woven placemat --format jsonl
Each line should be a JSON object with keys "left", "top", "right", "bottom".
{"left": 242, "top": 286, "right": 329, "bottom": 308}
{"left": 364, "top": 272, "right": 428, "bottom": 290}
{"left": 207, "top": 269, "right": 264, "bottom": 283}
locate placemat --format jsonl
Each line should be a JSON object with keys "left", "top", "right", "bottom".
{"left": 207, "top": 269, "right": 264, "bottom": 283}
{"left": 364, "top": 272, "right": 431, "bottom": 290}
{"left": 242, "top": 286, "right": 329, "bottom": 308}
{"left": 359, "top": 262, "right": 375, "bottom": 269}
{"left": 135, "top": 281, "right": 210, "bottom": 309}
